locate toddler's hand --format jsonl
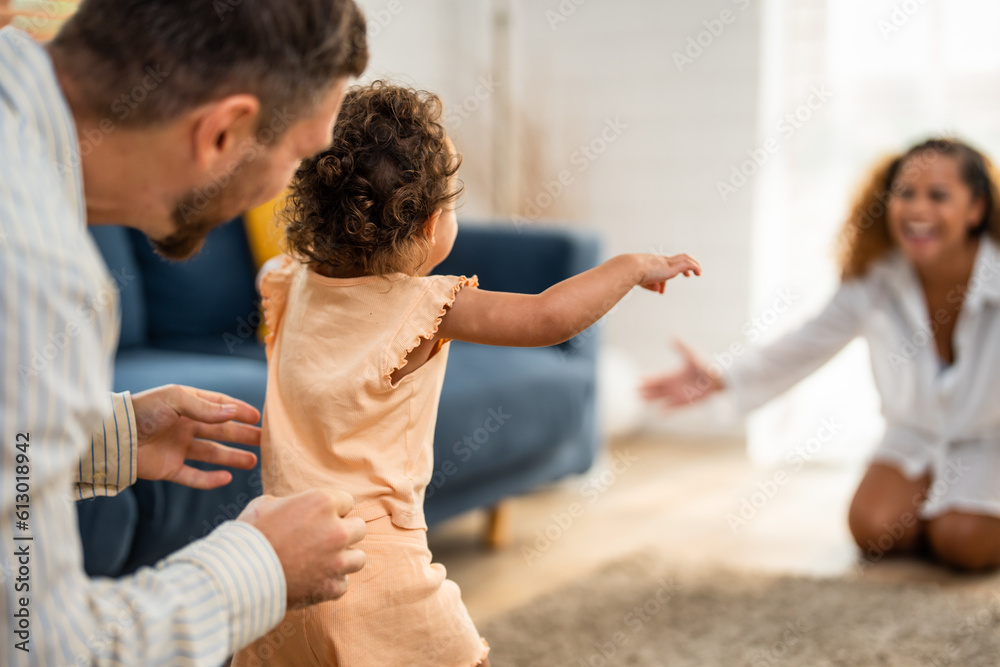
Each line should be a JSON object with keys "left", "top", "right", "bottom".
{"left": 636, "top": 253, "right": 701, "bottom": 294}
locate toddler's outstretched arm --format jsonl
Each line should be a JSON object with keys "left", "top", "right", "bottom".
{"left": 437, "top": 253, "right": 700, "bottom": 347}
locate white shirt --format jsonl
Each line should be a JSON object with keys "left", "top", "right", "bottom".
{"left": 726, "top": 235, "right": 1000, "bottom": 489}
{"left": 1, "top": 28, "right": 285, "bottom": 665}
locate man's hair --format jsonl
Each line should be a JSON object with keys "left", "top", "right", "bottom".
{"left": 50, "top": 0, "right": 368, "bottom": 131}
{"left": 285, "top": 81, "right": 463, "bottom": 276}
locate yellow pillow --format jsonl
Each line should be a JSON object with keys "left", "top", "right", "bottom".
{"left": 244, "top": 194, "right": 287, "bottom": 340}
{"left": 243, "top": 194, "right": 287, "bottom": 270}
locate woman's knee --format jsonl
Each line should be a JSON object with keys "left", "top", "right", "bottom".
{"left": 927, "top": 513, "right": 1000, "bottom": 571}
{"left": 848, "top": 464, "right": 926, "bottom": 555}
{"left": 849, "top": 501, "right": 922, "bottom": 556}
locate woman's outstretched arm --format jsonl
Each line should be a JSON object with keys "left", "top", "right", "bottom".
{"left": 642, "top": 280, "right": 868, "bottom": 413}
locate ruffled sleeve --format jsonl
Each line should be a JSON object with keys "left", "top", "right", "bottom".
{"left": 383, "top": 274, "right": 478, "bottom": 386}
{"left": 260, "top": 255, "right": 299, "bottom": 359}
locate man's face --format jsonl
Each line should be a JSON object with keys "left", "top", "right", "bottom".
{"left": 154, "top": 80, "right": 349, "bottom": 259}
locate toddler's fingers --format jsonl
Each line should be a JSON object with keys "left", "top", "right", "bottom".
{"left": 682, "top": 262, "right": 702, "bottom": 277}
{"left": 670, "top": 254, "right": 701, "bottom": 276}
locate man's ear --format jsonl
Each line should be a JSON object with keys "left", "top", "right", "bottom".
{"left": 423, "top": 209, "right": 442, "bottom": 245}
{"left": 190, "top": 94, "right": 261, "bottom": 171}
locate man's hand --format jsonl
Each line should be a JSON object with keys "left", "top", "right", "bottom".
{"left": 132, "top": 384, "right": 261, "bottom": 489}
{"left": 238, "top": 490, "right": 367, "bottom": 607}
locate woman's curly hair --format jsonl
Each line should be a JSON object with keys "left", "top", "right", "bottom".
{"left": 284, "top": 81, "right": 462, "bottom": 276}
{"left": 837, "top": 137, "right": 1000, "bottom": 280}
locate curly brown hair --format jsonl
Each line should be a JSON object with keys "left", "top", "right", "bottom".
{"left": 837, "top": 138, "right": 1000, "bottom": 280}
{"left": 284, "top": 81, "right": 462, "bottom": 276}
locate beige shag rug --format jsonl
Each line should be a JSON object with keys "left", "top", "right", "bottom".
{"left": 481, "top": 552, "right": 1000, "bottom": 666}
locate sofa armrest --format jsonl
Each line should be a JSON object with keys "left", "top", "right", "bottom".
{"left": 433, "top": 221, "right": 602, "bottom": 360}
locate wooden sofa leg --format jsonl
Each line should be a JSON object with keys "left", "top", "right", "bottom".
{"left": 484, "top": 503, "right": 511, "bottom": 550}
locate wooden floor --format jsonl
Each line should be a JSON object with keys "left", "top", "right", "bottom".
{"left": 428, "top": 434, "right": 967, "bottom": 625}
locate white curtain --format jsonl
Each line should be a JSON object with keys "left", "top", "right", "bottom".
{"left": 747, "top": 0, "right": 1000, "bottom": 465}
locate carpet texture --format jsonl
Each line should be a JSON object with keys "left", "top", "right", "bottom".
{"left": 481, "top": 552, "right": 1000, "bottom": 666}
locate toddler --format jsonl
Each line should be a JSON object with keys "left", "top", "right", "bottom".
{"left": 233, "top": 81, "right": 700, "bottom": 667}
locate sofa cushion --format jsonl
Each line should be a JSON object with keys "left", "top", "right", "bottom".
{"left": 436, "top": 225, "right": 596, "bottom": 298}
{"left": 88, "top": 226, "right": 147, "bottom": 349}
{"left": 75, "top": 491, "right": 138, "bottom": 577}
{"left": 431, "top": 342, "right": 594, "bottom": 498}
{"left": 112, "top": 348, "right": 267, "bottom": 413}
{"left": 148, "top": 335, "right": 268, "bottom": 362}
{"left": 132, "top": 217, "right": 260, "bottom": 342}
{"left": 435, "top": 225, "right": 602, "bottom": 361}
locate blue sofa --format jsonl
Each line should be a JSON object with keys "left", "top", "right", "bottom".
{"left": 78, "top": 218, "right": 601, "bottom": 576}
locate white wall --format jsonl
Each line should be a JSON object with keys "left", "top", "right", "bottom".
{"left": 356, "top": 0, "right": 764, "bottom": 436}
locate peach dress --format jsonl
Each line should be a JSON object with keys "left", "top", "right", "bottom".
{"left": 231, "top": 257, "right": 488, "bottom": 667}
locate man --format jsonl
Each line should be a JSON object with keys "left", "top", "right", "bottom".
{"left": 1, "top": 0, "right": 369, "bottom": 664}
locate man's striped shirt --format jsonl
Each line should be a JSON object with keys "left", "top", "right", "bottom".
{"left": 1, "top": 27, "right": 286, "bottom": 666}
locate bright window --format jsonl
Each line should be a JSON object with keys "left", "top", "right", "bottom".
{"left": 748, "top": 0, "right": 1000, "bottom": 465}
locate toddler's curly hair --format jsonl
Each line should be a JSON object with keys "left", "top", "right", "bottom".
{"left": 285, "top": 80, "right": 462, "bottom": 276}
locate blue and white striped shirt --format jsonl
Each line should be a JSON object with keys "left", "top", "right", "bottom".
{"left": 1, "top": 28, "right": 286, "bottom": 665}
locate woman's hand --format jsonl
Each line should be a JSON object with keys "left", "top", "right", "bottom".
{"left": 641, "top": 340, "right": 724, "bottom": 408}
{"left": 635, "top": 254, "right": 701, "bottom": 294}
{"left": 132, "top": 384, "right": 261, "bottom": 489}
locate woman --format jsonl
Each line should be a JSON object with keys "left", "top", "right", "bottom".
{"left": 643, "top": 138, "right": 1000, "bottom": 571}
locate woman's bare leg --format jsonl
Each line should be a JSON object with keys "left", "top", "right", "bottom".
{"left": 927, "top": 511, "right": 1000, "bottom": 571}
{"left": 848, "top": 463, "right": 930, "bottom": 561}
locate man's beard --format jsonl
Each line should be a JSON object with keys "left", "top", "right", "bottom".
{"left": 155, "top": 156, "right": 269, "bottom": 260}
{"left": 155, "top": 208, "right": 217, "bottom": 260}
